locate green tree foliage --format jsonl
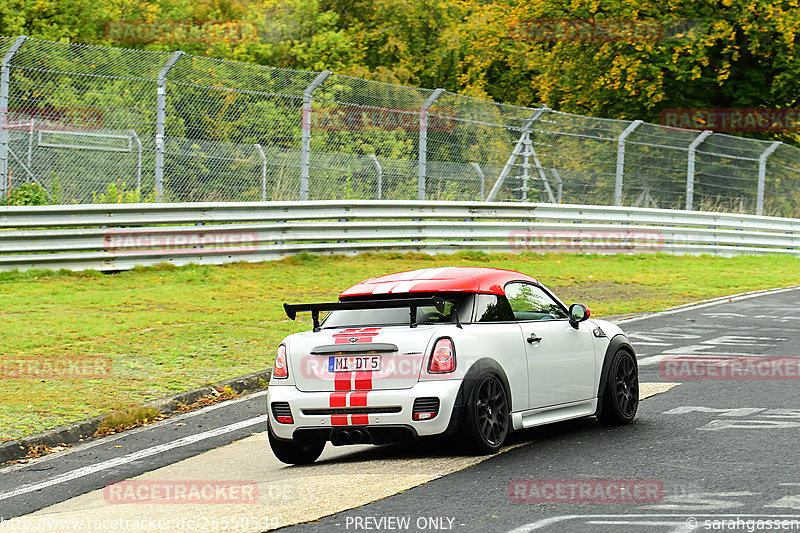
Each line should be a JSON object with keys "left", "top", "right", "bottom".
{"left": 457, "top": 0, "right": 800, "bottom": 144}
{"left": 2, "top": 0, "right": 800, "bottom": 144}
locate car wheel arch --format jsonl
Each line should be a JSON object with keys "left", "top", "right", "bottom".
{"left": 595, "top": 334, "right": 637, "bottom": 414}
{"left": 444, "top": 357, "right": 512, "bottom": 434}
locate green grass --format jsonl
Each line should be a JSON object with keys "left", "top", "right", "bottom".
{"left": 1, "top": 251, "right": 798, "bottom": 441}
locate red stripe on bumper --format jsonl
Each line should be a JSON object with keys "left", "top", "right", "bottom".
{"left": 331, "top": 415, "right": 348, "bottom": 426}
{"left": 350, "top": 414, "right": 369, "bottom": 425}
{"left": 330, "top": 391, "right": 348, "bottom": 408}
{"left": 349, "top": 391, "right": 368, "bottom": 407}
{"left": 354, "top": 371, "right": 373, "bottom": 390}
{"left": 334, "top": 371, "right": 353, "bottom": 391}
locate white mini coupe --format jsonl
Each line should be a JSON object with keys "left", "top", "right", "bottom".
{"left": 267, "top": 267, "right": 639, "bottom": 464}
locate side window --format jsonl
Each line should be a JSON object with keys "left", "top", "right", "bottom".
{"left": 474, "top": 294, "right": 515, "bottom": 322}
{"left": 504, "top": 283, "right": 568, "bottom": 321}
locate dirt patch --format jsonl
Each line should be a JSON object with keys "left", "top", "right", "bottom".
{"left": 551, "top": 281, "right": 670, "bottom": 306}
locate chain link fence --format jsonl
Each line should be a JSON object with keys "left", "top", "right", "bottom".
{"left": 1, "top": 35, "right": 799, "bottom": 217}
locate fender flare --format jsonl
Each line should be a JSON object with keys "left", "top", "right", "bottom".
{"left": 443, "top": 358, "right": 512, "bottom": 435}
{"left": 595, "top": 333, "right": 637, "bottom": 415}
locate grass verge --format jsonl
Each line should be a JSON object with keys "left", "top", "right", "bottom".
{"left": 1, "top": 251, "right": 798, "bottom": 441}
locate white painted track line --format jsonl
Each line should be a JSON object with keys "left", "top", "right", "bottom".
{"left": 0, "top": 415, "right": 268, "bottom": 503}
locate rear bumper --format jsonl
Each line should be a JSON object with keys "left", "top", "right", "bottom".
{"left": 293, "top": 425, "right": 418, "bottom": 446}
{"left": 267, "top": 380, "right": 462, "bottom": 441}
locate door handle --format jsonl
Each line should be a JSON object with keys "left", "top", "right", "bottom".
{"left": 527, "top": 334, "right": 542, "bottom": 344}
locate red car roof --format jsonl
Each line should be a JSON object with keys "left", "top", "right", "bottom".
{"left": 339, "top": 267, "right": 537, "bottom": 298}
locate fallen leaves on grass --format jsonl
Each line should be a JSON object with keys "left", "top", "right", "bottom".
{"left": 94, "top": 407, "right": 162, "bottom": 437}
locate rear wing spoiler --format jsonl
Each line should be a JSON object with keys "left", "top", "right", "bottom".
{"left": 284, "top": 296, "right": 448, "bottom": 332}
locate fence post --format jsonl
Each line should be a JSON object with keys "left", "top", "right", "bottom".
{"left": 470, "top": 162, "right": 485, "bottom": 200}
{"left": 254, "top": 143, "right": 267, "bottom": 202}
{"left": 128, "top": 130, "right": 142, "bottom": 193}
{"left": 155, "top": 51, "right": 184, "bottom": 202}
{"left": 0, "top": 36, "right": 28, "bottom": 199}
{"left": 368, "top": 154, "right": 382, "bottom": 200}
{"left": 614, "top": 119, "right": 643, "bottom": 206}
{"left": 418, "top": 88, "right": 445, "bottom": 201}
{"left": 757, "top": 141, "right": 781, "bottom": 216}
{"left": 27, "top": 118, "right": 34, "bottom": 168}
{"left": 685, "top": 130, "right": 712, "bottom": 211}
{"left": 551, "top": 168, "right": 563, "bottom": 203}
{"left": 486, "top": 105, "right": 548, "bottom": 202}
{"left": 300, "top": 71, "right": 331, "bottom": 201}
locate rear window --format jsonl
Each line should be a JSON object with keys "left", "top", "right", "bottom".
{"left": 322, "top": 293, "right": 470, "bottom": 328}
{"left": 474, "top": 294, "right": 515, "bottom": 322}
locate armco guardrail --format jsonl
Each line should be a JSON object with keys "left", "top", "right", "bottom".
{"left": 1, "top": 201, "right": 799, "bottom": 271}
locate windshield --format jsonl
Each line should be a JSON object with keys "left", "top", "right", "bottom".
{"left": 321, "top": 293, "right": 471, "bottom": 328}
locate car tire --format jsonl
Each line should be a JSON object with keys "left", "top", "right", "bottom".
{"left": 458, "top": 373, "right": 510, "bottom": 454}
{"left": 596, "top": 348, "right": 639, "bottom": 425}
{"left": 268, "top": 423, "right": 325, "bottom": 465}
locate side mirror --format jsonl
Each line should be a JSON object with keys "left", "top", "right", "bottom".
{"left": 568, "top": 303, "right": 591, "bottom": 329}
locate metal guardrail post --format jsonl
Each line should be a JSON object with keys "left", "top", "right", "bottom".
{"left": 0, "top": 36, "right": 27, "bottom": 199}
{"left": 300, "top": 71, "right": 331, "bottom": 201}
{"left": 614, "top": 119, "right": 643, "bottom": 206}
{"left": 368, "top": 155, "right": 382, "bottom": 200}
{"left": 551, "top": 168, "right": 563, "bottom": 203}
{"left": 155, "top": 51, "right": 184, "bottom": 202}
{"left": 254, "top": 144, "right": 267, "bottom": 201}
{"left": 685, "top": 130, "right": 712, "bottom": 211}
{"left": 418, "top": 88, "right": 445, "bottom": 201}
{"left": 128, "top": 130, "right": 142, "bottom": 193}
{"left": 470, "top": 162, "right": 485, "bottom": 200}
{"left": 757, "top": 141, "right": 782, "bottom": 216}
{"left": 486, "top": 105, "right": 548, "bottom": 201}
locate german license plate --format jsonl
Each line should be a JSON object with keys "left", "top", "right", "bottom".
{"left": 328, "top": 355, "right": 380, "bottom": 372}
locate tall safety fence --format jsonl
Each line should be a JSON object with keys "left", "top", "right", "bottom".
{"left": 1, "top": 36, "right": 800, "bottom": 217}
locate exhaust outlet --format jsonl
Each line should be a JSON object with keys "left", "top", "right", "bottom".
{"left": 332, "top": 429, "right": 352, "bottom": 446}
{"left": 331, "top": 428, "right": 372, "bottom": 446}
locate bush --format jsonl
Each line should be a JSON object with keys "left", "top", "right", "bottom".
{"left": 92, "top": 180, "right": 156, "bottom": 204}
{"left": 2, "top": 183, "right": 53, "bottom": 206}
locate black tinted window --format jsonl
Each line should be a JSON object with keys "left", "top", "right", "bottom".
{"left": 322, "top": 294, "right": 469, "bottom": 328}
{"left": 474, "top": 294, "right": 515, "bottom": 322}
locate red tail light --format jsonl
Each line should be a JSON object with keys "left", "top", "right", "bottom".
{"left": 428, "top": 338, "right": 456, "bottom": 373}
{"left": 273, "top": 345, "right": 289, "bottom": 379}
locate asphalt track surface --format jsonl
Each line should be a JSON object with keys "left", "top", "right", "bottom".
{"left": 2, "top": 286, "right": 800, "bottom": 532}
